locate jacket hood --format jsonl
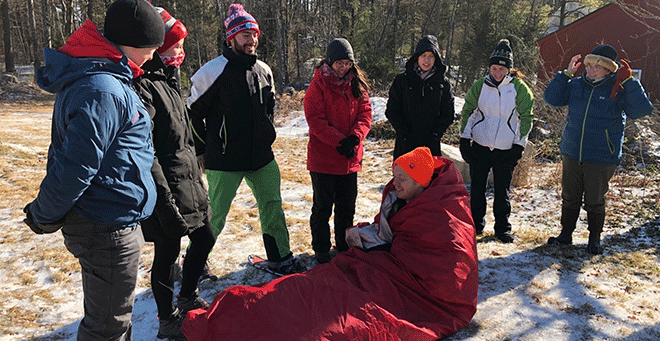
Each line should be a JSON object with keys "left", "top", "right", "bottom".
{"left": 37, "top": 19, "right": 143, "bottom": 94}
{"left": 405, "top": 36, "right": 447, "bottom": 75}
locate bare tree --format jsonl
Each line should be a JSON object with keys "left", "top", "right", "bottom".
{"left": 27, "top": 0, "right": 41, "bottom": 79}
{"left": 2, "top": 0, "right": 14, "bottom": 73}
{"left": 41, "top": 0, "right": 51, "bottom": 49}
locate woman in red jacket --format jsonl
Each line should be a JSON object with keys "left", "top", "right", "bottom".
{"left": 303, "top": 38, "right": 372, "bottom": 263}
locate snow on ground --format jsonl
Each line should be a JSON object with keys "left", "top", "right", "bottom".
{"left": 1, "top": 97, "right": 659, "bottom": 341}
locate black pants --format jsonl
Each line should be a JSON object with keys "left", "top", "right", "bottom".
{"left": 309, "top": 171, "right": 358, "bottom": 252}
{"left": 469, "top": 143, "right": 516, "bottom": 235}
{"left": 151, "top": 218, "right": 215, "bottom": 318}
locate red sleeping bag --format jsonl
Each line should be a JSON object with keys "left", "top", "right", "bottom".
{"left": 182, "top": 158, "right": 478, "bottom": 340}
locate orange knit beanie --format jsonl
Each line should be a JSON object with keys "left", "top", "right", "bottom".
{"left": 393, "top": 147, "right": 444, "bottom": 187}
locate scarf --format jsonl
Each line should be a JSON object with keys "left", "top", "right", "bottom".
{"left": 319, "top": 62, "right": 354, "bottom": 88}
{"left": 160, "top": 51, "right": 185, "bottom": 68}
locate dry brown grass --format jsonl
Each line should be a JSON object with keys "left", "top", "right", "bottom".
{"left": 3, "top": 101, "right": 660, "bottom": 338}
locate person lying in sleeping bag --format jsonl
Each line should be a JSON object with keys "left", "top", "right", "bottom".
{"left": 182, "top": 146, "right": 478, "bottom": 341}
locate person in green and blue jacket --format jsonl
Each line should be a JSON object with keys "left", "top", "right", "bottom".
{"left": 544, "top": 44, "right": 653, "bottom": 255}
{"left": 459, "top": 39, "right": 534, "bottom": 243}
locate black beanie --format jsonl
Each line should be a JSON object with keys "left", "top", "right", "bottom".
{"left": 326, "top": 38, "right": 354, "bottom": 65}
{"left": 104, "top": 0, "right": 165, "bottom": 48}
{"left": 489, "top": 39, "right": 513, "bottom": 68}
{"left": 590, "top": 44, "right": 617, "bottom": 60}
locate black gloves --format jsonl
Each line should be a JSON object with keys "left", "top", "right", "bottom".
{"left": 336, "top": 135, "right": 360, "bottom": 159}
{"left": 505, "top": 144, "right": 525, "bottom": 168}
{"left": 156, "top": 194, "right": 189, "bottom": 239}
{"left": 23, "top": 202, "right": 64, "bottom": 234}
{"left": 459, "top": 138, "right": 475, "bottom": 164}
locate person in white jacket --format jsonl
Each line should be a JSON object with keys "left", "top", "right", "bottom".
{"left": 459, "top": 39, "right": 534, "bottom": 243}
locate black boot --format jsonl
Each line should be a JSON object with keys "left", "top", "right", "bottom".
{"left": 548, "top": 207, "right": 580, "bottom": 245}
{"left": 587, "top": 212, "right": 605, "bottom": 254}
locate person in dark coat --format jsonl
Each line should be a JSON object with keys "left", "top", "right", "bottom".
{"left": 385, "top": 35, "right": 455, "bottom": 160}
{"left": 303, "top": 38, "right": 372, "bottom": 263}
{"left": 23, "top": 0, "right": 162, "bottom": 339}
{"left": 134, "top": 8, "right": 215, "bottom": 340}
{"left": 544, "top": 44, "right": 653, "bottom": 254}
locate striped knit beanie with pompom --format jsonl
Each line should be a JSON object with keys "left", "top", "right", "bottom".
{"left": 224, "top": 4, "right": 260, "bottom": 42}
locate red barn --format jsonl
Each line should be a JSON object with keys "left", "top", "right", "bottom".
{"left": 536, "top": 0, "right": 660, "bottom": 102}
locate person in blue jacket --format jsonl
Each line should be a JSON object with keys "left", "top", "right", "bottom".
{"left": 22, "top": 0, "right": 162, "bottom": 339}
{"left": 544, "top": 44, "right": 653, "bottom": 255}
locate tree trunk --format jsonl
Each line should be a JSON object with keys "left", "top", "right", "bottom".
{"left": 2, "top": 0, "right": 14, "bottom": 73}
{"left": 42, "top": 0, "right": 52, "bottom": 49}
{"left": 274, "top": 0, "right": 285, "bottom": 92}
{"left": 27, "top": 0, "right": 41, "bottom": 80}
{"left": 340, "top": 0, "right": 349, "bottom": 37}
{"left": 445, "top": 0, "right": 458, "bottom": 67}
{"left": 435, "top": 0, "right": 443, "bottom": 37}
{"left": 63, "top": 0, "right": 74, "bottom": 38}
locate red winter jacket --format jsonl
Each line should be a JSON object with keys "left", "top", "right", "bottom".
{"left": 304, "top": 63, "right": 372, "bottom": 175}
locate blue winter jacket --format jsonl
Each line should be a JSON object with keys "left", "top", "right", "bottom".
{"left": 31, "top": 21, "right": 156, "bottom": 226}
{"left": 544, "top": 70, "right": 654, "bottom": 164}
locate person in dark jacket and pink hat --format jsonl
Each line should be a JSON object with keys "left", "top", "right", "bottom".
{"left": 544, "top": 44, "right": 653, "bottom": 254}
{"left": 303, "top": 38, "right": 372, "bottom": 263}
{"left": 135, "top": 7, "right": 216, "bottom": 339}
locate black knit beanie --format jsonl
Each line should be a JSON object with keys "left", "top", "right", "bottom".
{"left": 326, "top": 38, "right": 354, "bottom": 65}
{"left": 489, "top": 39, "right": 513, "bottom": 68}
{"left": 104, "top": 0, "right": 165, "bottom": 48}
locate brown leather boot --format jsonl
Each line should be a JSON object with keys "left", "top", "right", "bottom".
{"left": 547, "top": 207, "right": 580, "bottom": 245}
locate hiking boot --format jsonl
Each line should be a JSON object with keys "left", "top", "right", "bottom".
{"left": 177, "top": 290, "right": 209, "bottom": 314}
{"left": 157, "top": 308, "right": 186, "bottom": 340}
{"left": 587, "top": 244, "right": 603, "bottom": 255}
{"left": 474, "top": 224, "right": 484, "bottom": 236}
{"left": 496, "top": 232, "right": 515, "bottom": 243}
{"left": 268, "top": 256, "right": 306, "bottom": 275}
{"left": 547, "top": 235, "right": 572, "bottom": 245}
{"left": 548, "top": 207, "right": 580, "bottom": 246}
{"left": 199, "top": 261, "right": 218, "bottom": 282}
{"left": 587, "top": 212, "right": 605, "bottom": 255}
{"left": 315, "top": 251, "right": 332, "bottom": 264}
